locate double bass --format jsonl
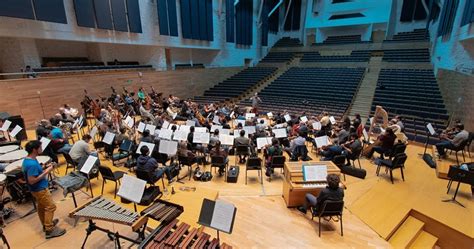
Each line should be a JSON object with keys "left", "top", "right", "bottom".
{"left": 84, "top": 89, "right": 101, "bottom": 119}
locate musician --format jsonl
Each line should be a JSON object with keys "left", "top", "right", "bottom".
{"left": 137, "top": 87, "right": 146, "bottom": 102}
{"left": 250, "top": 93, "right": 262, "bottom": 114}
{"left": 140, "top": 130, "right": 154, "bottom": 143}
{"left": 210, "top": 141, "right": 228, "bottom": 176}
{"left": 69, "top": 135, "right": 97, "bottom": 164}
{"left": 297, "top": 174, "right": 344, "bottom": 214}
{"left": 352, "top": 114, "right": 361, "bottom": 131}
{"left": 137, "top": 146, "right": 174, "bottom": 184}
{"left": 234, "top": 130, "right": 251, "bottom": 163}
{"left": 50, "top": 124, "right": 72, "bottom": 154}
{"left": 57, "top": 108, "right": 75, "bottom": 124}
{"left": 341, "top": 133, "right": 362, "bottom": 165}
{"left": 394, "top": 115, "right": 404, "bottom": 132}
{"left": 369, "top": 105, "right": 389, "bottom": 133}
{"left": 366, "top": 127, "right": 397, "bottom": 159}
{"left": 265, "top": 138, "right": 283, "bottom": 176}
{"left": 436, "top": 124, "right": 469, "bottom": 159}
{"left": 115, "top": 128, "right": 129, "bottom": 146}
{"left": 22, "top": 140, "right": 66, "bottom": 239}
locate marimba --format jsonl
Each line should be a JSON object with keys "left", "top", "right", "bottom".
{"left": 140, "top": 219, "right": 232, "bottom": 249}
{"left": 141, "top": 199, "right": 183, "bottom": 224}
{"left": 69, "top": 196, "right": 148, "bottom": 248}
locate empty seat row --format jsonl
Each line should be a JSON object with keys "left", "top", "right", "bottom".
{"left": 274, "top": 37, "right": 302, "bottom": 47}
{"left": 312, "top": 35, "right": 372, "bottom": 45}
{"left": 260, "top": 52, "right": 295, "bottom": 63}
{"left": 383, "top": 49, "right": 431, "bottom": 62}
{"left": 201, "top": 67, "right": 277, "bottom": 99}
{"left": 301, "top": 50, "right": 371, "bottom": 62}
{"left": 384, "top": 29, "right": 430, "bottom": 43}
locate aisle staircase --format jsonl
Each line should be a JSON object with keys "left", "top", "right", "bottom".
{"left": 388, "top": 216, "right": 439, "bottom": 249}
{"left": 347, "top": 56, "right": 382, "bottom": 123}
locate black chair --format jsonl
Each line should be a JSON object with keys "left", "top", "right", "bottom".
{"left": 112, "top": 139, "right": 133, "bottom": 166}
{"left": 465, "top": 132, "right": 473, "bottom": 158}
{"left": 267, "top": 155, "right": 286, "bottom": 181}
{"left": 451, "top": 140, "right": 468, "bottom": 166}
{"left": 210, "top": 156, "right": 228, "bottom": 179}
{"left": 235, "top": 145, "right": 250, "bottom": 165}
{"left": 347, "top": 147, "right": 362, "bottom": 168}
{"left": 136, "top": 168, "right": 165, "bottom": 189}
{"left": 178, "top": 155, "right": 196, "bottom": 180}
{"left": 98, "top": 166, "right": 125, "bottom": 198}
{"left": 332, "top": 155, "right": 347, "bottom": 181}
{"left": 62, "top": 153, "right": 78, "bottom": 175}
{"left": 444, "top": 164, "right": 474, "bottom": 207}
{"left": 386, "top": 143, "right": 407, "bottom": 160}
{"left": 245, "top": 157, "right": 263, "bottom": 184}
{"left": 376, "top": 153, "right": 407, "bottom": 184}
{"left": 311, "top": 200, "right": 344, "bottom": 237}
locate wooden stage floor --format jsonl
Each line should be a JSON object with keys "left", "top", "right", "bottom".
{"left": 1, "top": 132, "right": 471, "bottom": 248}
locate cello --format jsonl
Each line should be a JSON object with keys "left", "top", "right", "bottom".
{"left": 84, "top": 89, "right": 101, "bottom": 119}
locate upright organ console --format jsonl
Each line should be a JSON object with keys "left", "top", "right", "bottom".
{"left": 282, "top": 161, "right": 341, "bottom": 207}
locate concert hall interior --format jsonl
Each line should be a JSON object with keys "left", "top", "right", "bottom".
{"left": 0, "top": 0, "right": 473, "bottom": 248}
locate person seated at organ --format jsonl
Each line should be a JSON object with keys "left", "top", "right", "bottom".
{"left": 136, "top": 146, "right": 174, "bottom": 184}
{"left": 297, "top": 174, "right": 344, "bottom": 214}
{"left": 366, "top": 127, "right": 397, "bottom": 159}
{"left": 436, "top": 124, "right": 469, "bottom": 159}
{"left": 210, "top": 141, "right": 228, "bottom": 176}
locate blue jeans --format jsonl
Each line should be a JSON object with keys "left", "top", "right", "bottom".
{"left": 321, "top": 145, "right": 343, "bottom": 160}
{"left": 57, "top": 144, "right": 72, "bottom": 154}
{"left": 436, "top": 141, "right": 454, "bottom": 156}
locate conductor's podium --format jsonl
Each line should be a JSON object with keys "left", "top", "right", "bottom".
{"left": 282, "top": 161, "right": 341, "bottom": 207}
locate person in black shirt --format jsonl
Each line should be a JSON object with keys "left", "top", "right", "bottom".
{"left": 298, "top": 174, "right": 344, "bottom": 214}
{"left": 136, "top": 146, "right": 174, "bottom": 183}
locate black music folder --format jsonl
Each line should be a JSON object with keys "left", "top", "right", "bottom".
{"left": 198, "top": 198, "right": 237, "bottom": 234}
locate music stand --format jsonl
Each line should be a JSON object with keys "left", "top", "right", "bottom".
{"left": 442, "top": 166, "right": 473, "bottom": 208}
{"left": 198, "top": 198, "right": 236, "bottom": 240}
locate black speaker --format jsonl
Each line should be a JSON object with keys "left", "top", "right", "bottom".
{"left": 227, "top": 166, "right": 240, "bottom": 183}
{"left": 8, "top": 115, "right": 27, "bottom": 141}
{"left": 341, "top": 166, "right": 367, "bottom": 179}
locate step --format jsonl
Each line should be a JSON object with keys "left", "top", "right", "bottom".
{"left": 408, "top": 231, "right": 438, "bottom": 249}
{"left": 389, "top": 216, "right": 425, "bottom": 249}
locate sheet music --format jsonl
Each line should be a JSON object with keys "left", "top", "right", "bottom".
{"left": 329, "top": 116, "right": 336, "bottom": 125}
{"left": 40, "top": 137, "right": 51, "bottom": 151}
{"left": 210, "top": 200, "right": 236, "bottom": 233}
{"left": 427, "top": 123, "right": 436, "bottom": 136}
{"left": 158, "top": 128, "right": 173, "bottom": 140}
{"left": 78, "top": 116, "right": 84, "bottom": 128}
{"left": 220, "top": 129, "right": 231, "bottom": 135}
{"left": 90, "top": 126, "right": 98, "bottom": 138}
{"left": 162, "top": 120, "right": 170, "bottom": 129}
{"left": 193, "top": 132, "right": 210, "bottom": 144}
{"left": 145, "top": 124, "right": 156, "bottom": 135}
{"left": 234, "top": 119, "right": 246, "bottom": 127}
{"left": 158, "top": 140, "right": 178, "bottom": 155}
{"left": 219, "top": 134, "right": 234, "bottom": 145}
{"left": 300, "top": 116, "right": 308, "bottom": 122}
{"left": 256, "top": 137, "right": 273, "bottom": 149}
{"left": 178, "top": 125, "right": 191, "bottom": 132}
{"left": 362, "top": 128, "right": 369, "bottom": 141}
{"left": 172, "top": 130, "right": 189, "bottom": 141}
{"left": 245, "top": 113, "right": 256, "bottom": 120}
{"left": 72, "top": 118, "right": 79, "bottom": 129}
{"left": 0, "top": 120, "right": 11, "bottom": 131}
{"left": 312, "top": 121, "right": 322, "bottom": 130}
{"left": 284, "top": 114, "right": 291, "bottom": 122}
{"left": 9, "top": 125, "right": 22, "bottom": 137}
{"left": 233, "top": 130, "right": 248, "bottom": 138}
{"left": 369, "top": 117, "right": 374, "bottom": 125}
{"left": 213, "top": 115, "right": 220, "bottom": 124}
{"left": 186, "top": 120, "right": 196, "bottom": 126}
{"left": 314, "top": 135, "right": 329, "bottom": 148}
{"left": 80, "top": 155, "right": 98, "bottom": 174}
{"left": 210, "top": 125, "right": 223, "bottom": 133}
{"left": 195, "top": 127, "right": 208, "bottom": 133}
{"left": 154, "top": 129, "right": 161, "bottom": 137}
{"left": 137, "top": 122, "right": 146, "bottom": 133}
{"left": 230, "top": 111, "right": 235, "bottom": 118}
{"left": 136, "top": 142, "right": 156, "bottom": 154}
{"left": 124, "top": 116, "right": 134, "bottom": 128}
{"left": 102, "top": 132, "right": 115, "bottom": 145}
{"left": 243, "top": 126, "right": 256, "bottom": 135}
{"left": 117, "top": 174, "right": 146, "bottom": 204}
{"left": 273, "top": 128, "right": 287, "bottom": 138}
{"left": 172, "top": 112, "right": 178, "bottom": 120}
{"left": 267, "top": 112, "right": 273, "bottom": 118}
{"left": 303, "top": 165, "right": 328, "bottom": 182}
{"left": 274, "top": 123, "right": 285, "bottom": 129}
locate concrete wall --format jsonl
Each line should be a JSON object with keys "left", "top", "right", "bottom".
{"left": 428, "top": 0, "right": 474, "bottom": 74}
{"left": 437, "top": 69, "right": 474, "bottom": 131}
{"left": 392, "top": 0, "right": 428, "bottom": 34}
{"left": 0, "top": 0, "right": 290, "bottom": 72}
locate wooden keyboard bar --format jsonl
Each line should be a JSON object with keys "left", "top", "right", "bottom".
{"left": 178, "top": 227, "right": 197, "bottom": 249}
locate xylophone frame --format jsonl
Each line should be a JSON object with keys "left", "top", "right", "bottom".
{"left": 81, "top": 219, "right": 147, "bottom": 249}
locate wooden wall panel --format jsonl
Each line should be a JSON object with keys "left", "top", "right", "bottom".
{"left": 0, "top": 67, "right": 242, "bottom": 128}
